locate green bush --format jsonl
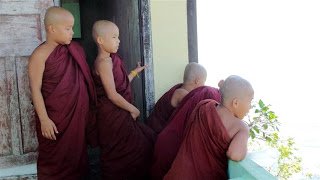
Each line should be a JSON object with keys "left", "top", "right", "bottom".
{"left": 247, "top": 100, "right": 302, "bottom": 180}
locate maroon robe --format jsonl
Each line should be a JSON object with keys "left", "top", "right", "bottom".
{"left": 164, "top": 100, "right": 231, "bottom": 180}
{"left": 146, "top": 83, "right": 182, "bottom": 134}
{"left": 93, "top": 53, "right": 155, "bottom": 180}
{"left": 151, "top": 86, "right": 221, "bottom": 180}
{"left": 36, "top": 41, "right": 96, "bottom": 180}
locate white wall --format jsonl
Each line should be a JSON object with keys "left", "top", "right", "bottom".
{"left": 150, "top": 0, "right": 189, "bottom": 100}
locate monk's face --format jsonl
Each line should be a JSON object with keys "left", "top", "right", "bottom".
{"left": 100, "top": 24, "right": 120, "bottom": 53}
{"left": 52, "top": 14, "right": 74, "bottom": 45}
{"left": 234, "top": 89, "right": 254, "bottom": 119}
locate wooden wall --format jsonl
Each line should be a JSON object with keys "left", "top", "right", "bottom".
{"left": 0, "top": 0, "right": 53, "bottom": 168}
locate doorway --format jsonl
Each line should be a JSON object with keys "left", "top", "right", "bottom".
{"left": 67, "top": 0, "right": 154, "bottom": 120}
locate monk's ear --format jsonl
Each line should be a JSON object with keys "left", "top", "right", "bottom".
{"left": 232, "top": 98, "right": 239, "bottom": 108}
{"left": 194, "top": 77, "right": 200, "bottom": 85}
{"left": 97, "top": 36, "right": 104, "bottom": 45}
{"left": 47, "top": 25, "right": 55, "bottom": 33}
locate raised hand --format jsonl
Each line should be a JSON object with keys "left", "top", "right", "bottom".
{"left": 134, "top": 62, "right": 147, "bottom": 74}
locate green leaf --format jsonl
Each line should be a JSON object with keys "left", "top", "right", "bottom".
{"left": 253, "top": 125, "right": 260, "bottom": 133}
{"left": 266, "top": 136, "right": 272, "bottom": 142}
{"left": 258, "top": 99, "right": 265, "bottom": 108}
{"left": 249, "top": 129, "right": 256, "bottom": 139}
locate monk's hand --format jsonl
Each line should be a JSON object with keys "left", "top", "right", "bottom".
{"left": 130, "top": 107, "right": 140, "bottom": 121}
{"left": 134, "top": 62, "right": 147, "bottom": 74}
{"left": 40, "top": 118, "right": 58, "bottom": 140}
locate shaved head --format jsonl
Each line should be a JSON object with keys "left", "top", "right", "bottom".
{"left": 92, "top": 20, "right": 118, "bottom": 42}
{"left": 44, "top": 6, "right": 73, "bottom": 28}
{"left": 183, "top": 62, "right": 207, "bottom": 83}
{"left": 219, "top": 75, "right": 253, "bottom": 104}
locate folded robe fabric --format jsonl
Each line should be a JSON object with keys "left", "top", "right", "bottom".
{"left": 93, "top": 53, "right": 155, "bottom": 180}
{"left": 164, "top": 99, "right": 231, "bottom": 180}
{"left": 151, "top": 86, "right": 221, "bottom": 180}
{"left": 146, "top": 83, "right": 182, "bottom": 134}
{"left": 36, "top": 41, "right": 95, "bottom": 180}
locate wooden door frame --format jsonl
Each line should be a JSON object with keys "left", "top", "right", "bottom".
{"left": 187, "top": 0, "right": 198, "bottom": 63}
{"left": 139, "top": 0, "right": 155, "bottom": 117}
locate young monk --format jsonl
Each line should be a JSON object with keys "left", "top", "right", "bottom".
{"left": 91, "top": 20, "right": 155, "bottom": 180}
{"left": 28, "top": 6, "right": 96, "bottom": 180}
{"left": 164, "top": 75, "right": 254, "bottom": 180}
{"left": 146, "top": 62, "right": 207, "bottom": 134}
{"left": 151, "top": 84, "right": 222, "bottom": 180}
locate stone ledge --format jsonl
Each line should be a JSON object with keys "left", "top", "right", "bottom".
{"left": 228, "top": 157, "right": 277, "bottom": 180}
{"left": 0, "top": 163, "right": 36, "bottom": 180}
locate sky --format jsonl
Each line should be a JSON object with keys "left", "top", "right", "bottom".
{"left": 197, "top": 0, "right": 320, "bottom": 174}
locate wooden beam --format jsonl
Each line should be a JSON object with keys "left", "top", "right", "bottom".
{"left": 187, "top": 0, "right": 198, "bottom": 63}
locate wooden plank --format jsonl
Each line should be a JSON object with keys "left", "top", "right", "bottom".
{"left": 187, "top": 0, "right": 198, "bottom": 62}
{"left": 5, "top": 56, "right": 22, "bottom": 156}
{"left": 0, "top": 56, "right": 38, "bottom": 167}
{"left": 139, "top": 0, "right": 155, "bottom": 117}
{"left": 0, "top": 0, "right": 52, "bottom": 14}
{"left": 0, "top": 15, "right": 42, "bottom": 57}
{"left": 0, "top": 57, "right": 13, "bottom": 156}
{"left": 0, "top": 0, "right": 54, "bottom": 57}
{"left": 16, "top": 57, "right": 38, "bottom": 153}
{"left": 0, "top": 0, "right": 53, "bottom": 168}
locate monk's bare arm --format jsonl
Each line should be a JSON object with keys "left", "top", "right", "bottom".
{"left": 171, "top": 89, "right": 189, "bottom": 107}
{"left": 226, "top": 123, "right": 249, "bottom": 161}
{"left": 97, "top": 58, "right": 140, "bottom": 120}
{"left": 28, "top": 47, "right": 58, "bottom": 140}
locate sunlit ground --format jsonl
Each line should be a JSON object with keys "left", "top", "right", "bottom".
{"left": 197, "top": 0, "right": 320, "bottom": 177}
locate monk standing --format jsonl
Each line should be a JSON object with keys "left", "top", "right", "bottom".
{"left": 146, "top": 62, "right": 207, "bottom": 134}
{"left": 164, "top": 75, "right": 254, "bottom": 180}
{"left": 91, "top": 20, "right": 155, "bottom": 180}
{"left": 28, "top": 7, "right": 96, "bottom": 180}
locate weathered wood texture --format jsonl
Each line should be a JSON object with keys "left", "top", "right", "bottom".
{"left": 0, "top": 0, "right": 53, "bottom": 168}
{"left": 139, "top": 0, "right": 155, "bottom": 117}
{"left": 0, "top": 0, "right": 52, "bottom": 56}
{"left": 16, "top": 57, "right": 37, "bottom": 154}
{"left": 0, "top": 57, "right": 13, "bottom": 157}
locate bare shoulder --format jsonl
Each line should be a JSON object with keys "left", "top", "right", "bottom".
{"left": 171, "top": 88, "right": 189, "bottom": 107}
{"left": 94, "top": 56, "right": 113, "bottom": 75}
{"left": 29, "top": 44, "right": 55, "bottom": 64}
{"left": 225, "top": 116, "right": 249, "bottom": 139}
{"left": 174, "top": 88, "right": 189, "bottom": 97}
